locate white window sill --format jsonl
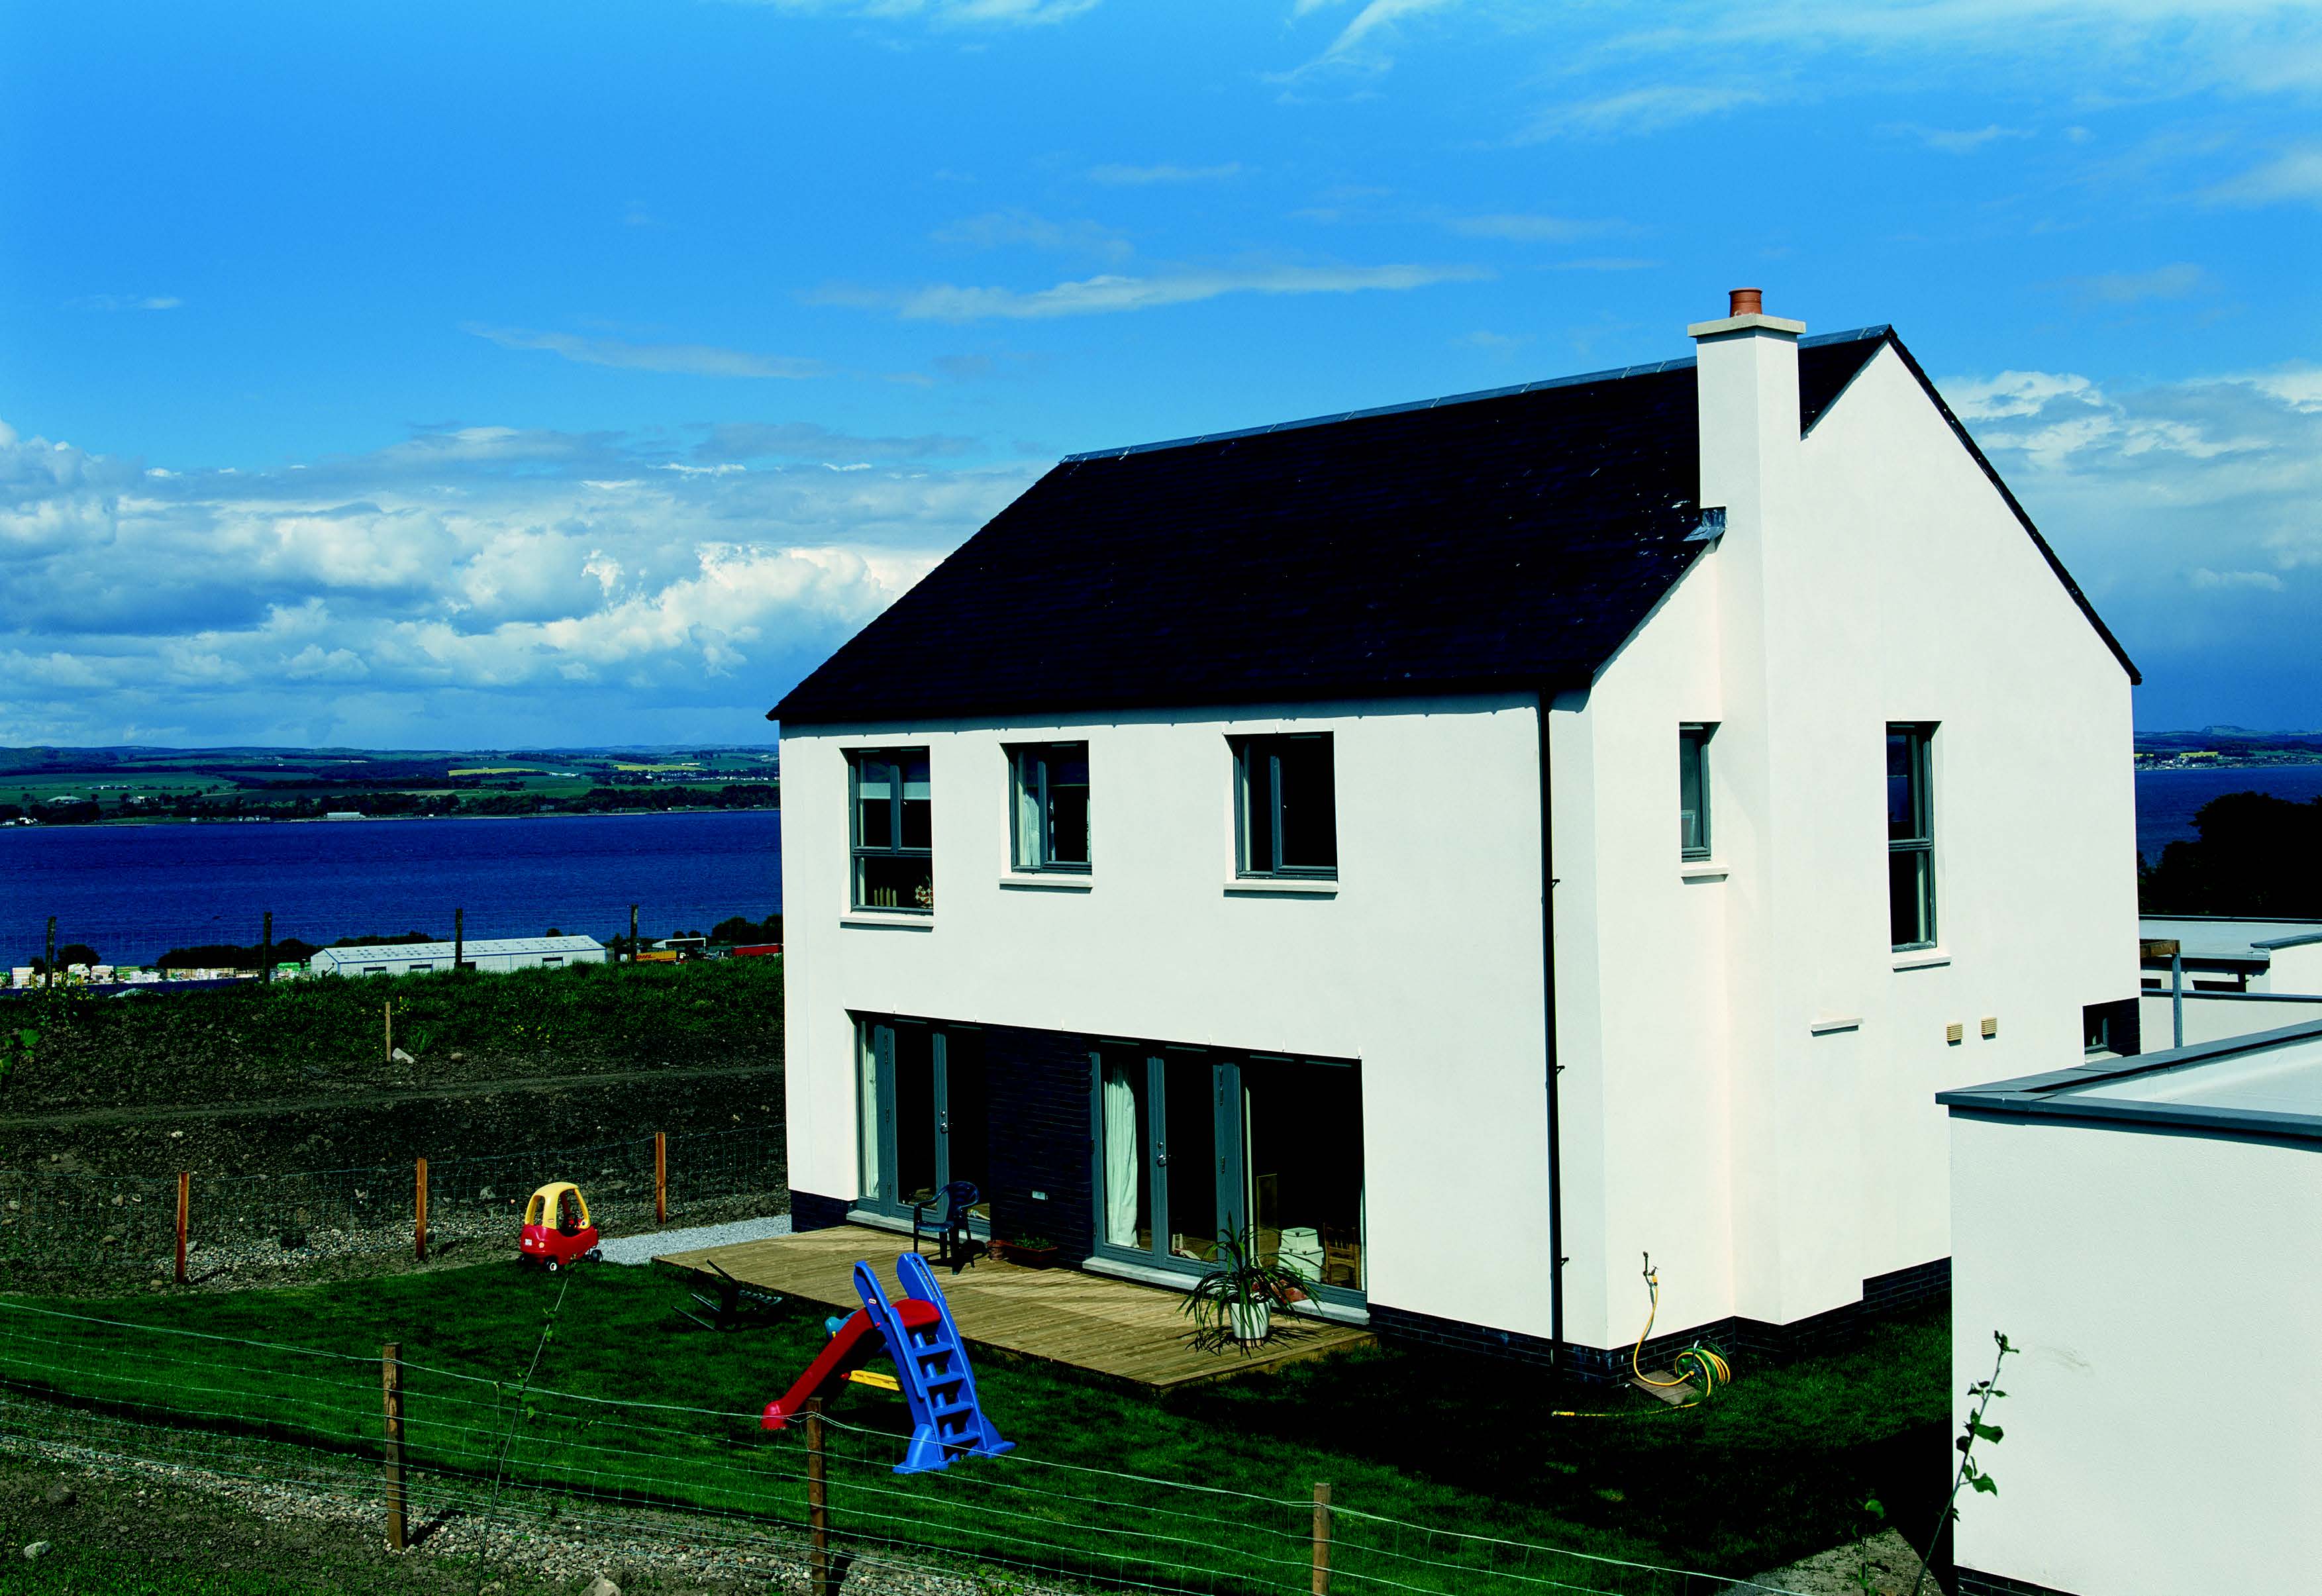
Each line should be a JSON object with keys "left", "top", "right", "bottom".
{"left": 1223, "top": 877, "right": 1338, "bottom": 897}
{"left": 840, "top": 913, "right": 935, "bottom": 931}
{"left": 998, "top": 873, "right": 1093, "bottom": 891}
{"left": 1892, "top": 950, "right": 1950, "bottom": 972}
{"left": 1810, "top": 1015, "right": 1862, "bottom": 1036}
{"left": 1680, "top": 860, "right": 1729, "bottom": 881}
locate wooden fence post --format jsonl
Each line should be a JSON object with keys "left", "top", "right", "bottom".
{"left": 655, "top": 1131, "right": 668, "bottom": 1227}
{"left": 807, "top": 1396, "right": 831, "bottom": 1596}
{"left": 628, "top": 904, "right": 639, "bottom": 966}
{"left": 414, "top": 1158, "right": 429, "bottom": 1262}
{"left": 454, "top": 907, "right": 464, "bottom": 973}
{"left": 1312, "top": 1480, "right": 1331, "bottom": 1596}
{"left": 44, "top": 917, "right": 55, "bottom": 993}
{"left": 384, "top": 1002, "right": 392, "bottom": 1065}
{"left": 261, "top": 910, "right": 273, "bottom": 985}
{"left": 174, "top": 1171, "right": 189, "bottom": 1285}
{"left": 381, "top": 1344, "right": 408, "bottom": 1552}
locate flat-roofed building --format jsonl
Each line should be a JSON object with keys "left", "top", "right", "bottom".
{"left": 309, "top": 934, "right": 605, "bottom": 977}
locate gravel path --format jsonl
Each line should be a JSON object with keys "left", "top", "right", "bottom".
{"left": 597, "top": 1213, "right": 791, "bottom": 1264}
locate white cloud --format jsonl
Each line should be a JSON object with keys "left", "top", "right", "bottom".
{"left": 1518, "top": 84, "right": 1766, "bottom": 141}
{"left": 1882, "top": 123, "right": 2035, "bottom": 154}
{"left": 0, "top": 414, "right": 1037, "bottom": 746}
{"left": 462, "top": 324, "right": 827, "bottom": 380}
{"left": 1283, "top": 0, "right": 1463, "bottom": 77}
{"left": 819, "top": 262, "right": 1488, "bottom": 321}
{"left": 69, "top": 294, "right": 182, "bottom": 311}
{"left": 1931, "top": 365, "right": 2322, "bottom": 719}
{"left": 2208, "top": 144, "right": 2322, "bottom": 207}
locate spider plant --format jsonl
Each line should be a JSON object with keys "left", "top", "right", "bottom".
{"left": 1180, "top": 1225, "right": 1318, "bottom": 1352}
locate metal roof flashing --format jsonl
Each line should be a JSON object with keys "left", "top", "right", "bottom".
{"left": 1939, "top": 1018, "right": 2322, "bottom": 1145}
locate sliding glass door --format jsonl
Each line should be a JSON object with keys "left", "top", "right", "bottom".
{"left": 858, "top": 1018, "right": 989, "bottom": 1229}
{"left": 1093, "top": 1044, "right": 1364, "bottom": 1303}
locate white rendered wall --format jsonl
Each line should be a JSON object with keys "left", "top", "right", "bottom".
{"left": 2268, "top": 941, "right": 2322, "bottom": 993}
{"left": 780, "top": 695, "right": 1558, "bottom": 1338}
{"left": 2138, "top": 990, "right": 2322, "bottom": 1049}
{"left": 1547, "top": 335, "right": 2141, "bottom": 1348}
{"left": 1950, "top": 1111, "right": 2322, "bottom": 1593}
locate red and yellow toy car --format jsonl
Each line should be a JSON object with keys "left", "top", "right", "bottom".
{"left": 519, "top": 1181, "right": 602, "bottom": 1270}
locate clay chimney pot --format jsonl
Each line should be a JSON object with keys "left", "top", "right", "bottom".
{"left": 1729, "top": 287, "right": 1764, "bottom": 317}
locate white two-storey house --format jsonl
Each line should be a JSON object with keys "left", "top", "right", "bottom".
{"left": 770, "top": 293, "right": 2142, "bottom": 1376}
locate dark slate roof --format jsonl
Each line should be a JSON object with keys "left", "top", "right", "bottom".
{"left": 772, "top": 326, "right": 2135, "bottom": 727}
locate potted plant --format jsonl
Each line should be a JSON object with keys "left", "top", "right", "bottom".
{"left": 1181, "top": 1226, "right": 1316, "bottom": 1352}
{"left": 999, "top": 1234, "right": 1061, "bottom": 1269}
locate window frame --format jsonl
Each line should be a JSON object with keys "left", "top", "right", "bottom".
{"left": 1886, "top": 724, "right": 1937, "bottom": 952}
{"left": 1679, "top": 723, "right": 1715, "bottom": 862}
{"left": 1232, "top": 732, "right": 1338, "bottom": 881}
{"left": 1007, "top": 741, "right": 1092, "bottom": 874}
{"left": 847, "top": 746, "right": 934, "bottom": 914}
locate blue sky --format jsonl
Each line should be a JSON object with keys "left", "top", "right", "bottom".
{"left": 3, "top": 0, "right": 2317, "bottom": 747}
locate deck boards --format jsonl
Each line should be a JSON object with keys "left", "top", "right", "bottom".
{"left": 655, "top": 1224, "right": 1370, "bottom": 1388}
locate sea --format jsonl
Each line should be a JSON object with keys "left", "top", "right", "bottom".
{"left": 2133, "top": 765, "right": 2322, "bottom": 864}
{"left": 0, "top": 810, "right": 782, "bottom": 969}
{"left": 3, "top": 766, "right": 2316, "bottom": 970}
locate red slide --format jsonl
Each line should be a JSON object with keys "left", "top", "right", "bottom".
{"left": 761, "top": 1299, "right": 942, "bottom": 1429}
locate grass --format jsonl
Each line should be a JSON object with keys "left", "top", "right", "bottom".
{"left": 12, "top": 958, "right": 785, "bottom": 1095}
{"left": 0, "top": 1260, "right": 1950, "bottom": 1593}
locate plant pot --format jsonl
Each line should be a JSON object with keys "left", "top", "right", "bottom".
{"left": 1230, "top": 1300, "right": 1270, "bottom": 1344}
{"left": 1003, "top": 1244, "right": 1061, "bottom": 1270}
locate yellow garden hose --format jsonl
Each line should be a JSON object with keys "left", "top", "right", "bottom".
{"left": 1546, "top": 1254, "right": 1733, "bottom": 1417}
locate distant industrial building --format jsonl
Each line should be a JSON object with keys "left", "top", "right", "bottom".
{"left": 309, "top": 934, "right": 606, "bottom": 977}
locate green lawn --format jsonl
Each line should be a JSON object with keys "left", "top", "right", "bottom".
{"left": 0, "top": 1261, "right": 1948, "bottom": 1593}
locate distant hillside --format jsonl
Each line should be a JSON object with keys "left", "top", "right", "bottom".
{"left": 2135, "top": 728, "right": 2322, "bottom": 763}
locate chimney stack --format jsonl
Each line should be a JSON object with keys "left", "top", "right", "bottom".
{"left": 1689, "top": 289, "right": 1807, "bottom": 530}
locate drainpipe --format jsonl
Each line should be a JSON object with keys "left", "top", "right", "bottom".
{"left": 2172, "top": 948, "right": 2184, "bottom": 1050}
{"left": 1535, "top": 692, "right": 1565, "bottom": 1362}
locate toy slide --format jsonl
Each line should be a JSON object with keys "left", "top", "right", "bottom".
{"left": 760, "top": 1252, "right": 1013, "bottom": 1475}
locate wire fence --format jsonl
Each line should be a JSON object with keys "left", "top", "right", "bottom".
{"left": 0, "top": 1127, "right": 784, "bottom": 1288}
{"left": 0, "top": 1300, "right": 1810, "bottom": 1596}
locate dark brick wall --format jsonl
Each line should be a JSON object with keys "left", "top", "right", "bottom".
{"left": 789, "top": 1189, "right": 852, "bottom": 1232}
{"left": 1958, "top": 1567, "right": 2083, "bottom": 1596}
{"left": 1368, "top": 1304, "right": 1561, "bottom": 1368}
{"left": 983, "top": 1024, "right": 1096, "bottom": 1263}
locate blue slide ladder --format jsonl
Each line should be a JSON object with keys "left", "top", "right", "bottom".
{"left": 852, "top": 1254, "right": 1015, "bottom": 1475}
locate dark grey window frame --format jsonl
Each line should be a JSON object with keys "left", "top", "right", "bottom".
{"left": 1085, "top": 1043, "right": 1367, "bottom": 1308}
{"left": 848, "top": 746, "right": 933, "bottom": 914}
{"left": 1007, "top": 741, "right": 1091, "bottom": 873}
{"left": 1679, "top": 723, "right": 1715, "bottom": 862}
{"left": 1231, "top": 732, "right": 1338, "bottom": 880}
{"left": 1888, "top": 724, "right": 1937, "bottom": 952}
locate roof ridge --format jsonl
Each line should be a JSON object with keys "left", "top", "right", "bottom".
{"left": 1059, "top": 325, "right": 1893, "bottom": 465}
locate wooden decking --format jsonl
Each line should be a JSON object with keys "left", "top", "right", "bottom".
{"left": 655, "top": 1224, "right": 1370, "bottom": 1389}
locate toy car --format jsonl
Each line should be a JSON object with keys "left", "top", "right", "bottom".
{"left": 519, "top": 1181, "right": 601, "bottom": 1270}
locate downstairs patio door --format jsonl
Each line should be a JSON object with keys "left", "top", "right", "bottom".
{"left": 1092, "top": 1044, "right": 1368, "bottom": 1304}
{"left": 858, "top": 1018, "right": 989, "bottom": 1230}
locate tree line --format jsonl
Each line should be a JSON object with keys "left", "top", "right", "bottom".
{"left": 2141, "top": 790, "right": 2322, "bottom": 917}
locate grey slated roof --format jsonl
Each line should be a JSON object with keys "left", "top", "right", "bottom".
{"left": 772, "top": 325, "right": 2136, "bottom": 728}
{"left": 1939, "top": 1020, "right": 2322, "bottom": 1146}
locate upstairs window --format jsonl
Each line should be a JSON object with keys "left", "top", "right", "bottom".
{"left": 850, "top": 749, "right": 933, "bottom": 912}
{"left": 1234, "top": 733, "right": 1337, "bottom": 878}
{"left": 1886, "top": 725, "right": 1936, "bottom": 951}
{"left": 1010, "top": 743, "right": 1091, "bottom": 872}
{"left": 1679, "top": 724, "right": 1715, "bottom": 860}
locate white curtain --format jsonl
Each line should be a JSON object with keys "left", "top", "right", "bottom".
{"left": 1102, "top": 1059, "right": 1140, "bottom": 1248}
{"left": 858, "top": 1030, "right": 883, "bottom": 1201}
